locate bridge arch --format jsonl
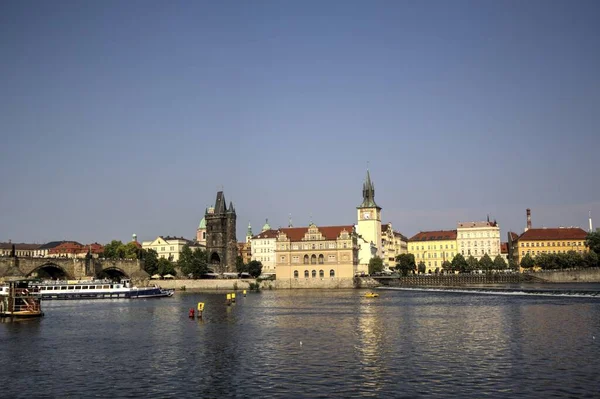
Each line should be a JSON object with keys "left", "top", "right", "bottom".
{"left": 28, "top": 263, "right": 72, "bottom": 280}
{"left": 97, "top": 267, "right": 129, "bottom": 280}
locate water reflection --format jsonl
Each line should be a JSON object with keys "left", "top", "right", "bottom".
{"left": 1, "top": 289, "right": 600, "bottom": 398}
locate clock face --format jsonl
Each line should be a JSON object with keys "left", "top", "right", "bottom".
{"left": 363, "top": 212, "right": 370, "bottom": 219}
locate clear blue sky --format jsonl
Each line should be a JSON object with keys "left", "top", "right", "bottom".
{"left": 1, "top": 0, "right": 599, "bottom": 244}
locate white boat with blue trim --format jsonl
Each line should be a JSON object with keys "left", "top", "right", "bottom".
{"left": 33, "top": 279, "right": 174, "bottom": 300}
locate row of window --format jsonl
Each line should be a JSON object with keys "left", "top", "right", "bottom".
{"left": 461, "top": 241, "right": 497, "bottom": 247}
{"left": 521, "top": 241, "right": 582, "bottom": 248}
{"left": 293, "top": 269, "right": 336, "bottom": 278}
{"left": 522, "top": 250, "right": 584, "bottom": 256}
{"left": 462, "top": 249, "right": 497, "bottom": 256}
{"left": 459, "top": 231, "right": 498, "bottom": 239}
{"left": 289, "top": 254, "right": 337, "bottom": 263}
{"left": 415, "top": 252, "right": 456, "bottom": 259}
{"left": 284, "top": 242, "right": 346, "bottom": 250}
{"left": 410, "top": 244, "right": 456, "bottom": 251}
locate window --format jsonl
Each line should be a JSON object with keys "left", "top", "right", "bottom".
{"left": 303, "top": 255, "right": 309, "bottom": 264}
{"left": 304, "top": 270, "right": 309, "bottom": 278}
{"left": 202, "top": 232, "right": 206, "bottom": 239}
{"left": 330, "top": 269, "right": 335, "bottom": 277}
{"left": 311, "top": 255, "right": 317, "bottom": 264}
{"left": 294, "top": 270, "right": 298, "bottom": 278}
{"left": 318, "top": 254, "right": 324, "bottom": 264}
{"left": 292, "top": 256, "right": 299, "bottom": 263}
{"left": 280, "top": 256, "right": 285, "bottom": 262}
{"left": 328, "top": 255, "right": 336, "bottom": 261}
{"left": 312, "top": 270, "right": 316, "bottom": 278}
{"left": 319, "top": 270, "right": 324, "bottom": 278}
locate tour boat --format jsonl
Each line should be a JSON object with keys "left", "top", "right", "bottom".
{"left": 364, "top": 292, "right": 379, "bottom": 298}
{"left": 32, "top": 279, "right": 174, "bottom": 300}
{"left": 0, "top": 280, "right": 44, "bottom": 318}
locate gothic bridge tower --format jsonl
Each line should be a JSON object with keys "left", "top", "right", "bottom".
{"left": 205, "top": 191, "right": 238, "bottom": 274}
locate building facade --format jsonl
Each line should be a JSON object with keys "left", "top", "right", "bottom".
{"left": 356, "top": 170, "right": 382, "bottom": 274}
{"left": 141, "top": 236, "right": 192, "bottom": 262}
{"left": 204, "top": 191, "right": 237, "bottom": 274}
{"left": 408, "top": 230, "right": 458, "bottom": 273}
{"left": 250, "top": 228, "right": 279, "bottom": 274}
{"left": 274, "top": 224, "right": 358, "bottom": 287}
{"left": 457, "top": 220, "right": 501, "bottom": 260}
{"left": 381, "top": 223, "right": 408, "bottom": 268}
{"left": 515, "top": 227, "right": 588, "bottom": 264}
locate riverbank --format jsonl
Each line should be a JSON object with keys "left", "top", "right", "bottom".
{"left": 152, "top": 278, "right": 274, "bottom": 291}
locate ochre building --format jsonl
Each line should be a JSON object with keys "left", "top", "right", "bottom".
{"left": 408, "top": 230, "right": 458, "bottom": 273}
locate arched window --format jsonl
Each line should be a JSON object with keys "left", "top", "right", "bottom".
{"left": 294, "top": 270, "right": 298, "bottom": 278}
{"left": 304, "top": 270, "right": 309, "bottom": 278}
{"left": 303, "top": 255, "right": 309, "bottom": 264}
{"left": 311, "top": 255, "right": 317, "bottom": 264}
{"left": 330, "top": 269, "right": 335, "bottom": 277}
{"left": 312, "top": 270, "right": 316, "bottom": 278}
{"left": 318, "top": 254, "right": 324, "bottom": 264}
{"left": 319, "top": 270, "right": 324, "bottom": 278}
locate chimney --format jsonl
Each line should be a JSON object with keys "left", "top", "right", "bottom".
{"left": 526, "top": 208, "right": 532, "bottom": 232}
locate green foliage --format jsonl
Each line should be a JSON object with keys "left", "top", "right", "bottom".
{"left": 235, "top": 256, "right": 246, "bottom": 273}
{"left": 493, "top": 255, "right": 507, "bottom": 270}
{"left": 368, "top": 256, "right": 384, "bottom": 275}
{"left": 141, "top": 249, "right": 159, "bottom": 275}
{"left": 178, "top": 245, "right": 208, "bottom": 278}
{"left": 508, "top": 258, "right": 518, "bottom": 271}
{"left": 248, "top": 282, "right": 261, "bottom": 291}
{"left": 157, "top": 257, "right": 176, "bottom": 276}
{"left": 417, "top": 261, "right": 426, "bottom": 274}
{"left": 451, "top": 253, "right": 468, "bottom": 273}
{"left": 395, "top": 254, "right": 416, "bottom": 276}
{"left": 441, "top": 260, "right": 452, "bottom": 273}
{"left": 466, "top": 256, "right": 479, "bottom": 272}
{"left": 102, "top": 240, "right": 140, "bottom": 260}
{"left": 247, "top": 260, "right": 263, "bottom": 278}
{"left": 585, "top": 231, "right": 600, "bottom": 256}
{"left": 479, "top": 254, "right": 494, "bottom": 271}
{"left": 520, "top": 254, "right": 534, "bottom": 269}
{"left": 583, "top": 250, "right": 599, "bottom": 268}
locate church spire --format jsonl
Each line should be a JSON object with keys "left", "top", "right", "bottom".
{"left": 359, "top": 169, "right": 379, "bottom": 208}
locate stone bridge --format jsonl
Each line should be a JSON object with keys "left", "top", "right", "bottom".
{"left": 0, "top": 256, "right": 149, "bottom": 282}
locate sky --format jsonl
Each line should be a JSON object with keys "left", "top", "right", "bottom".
{"left": 1, "top": 0, "right": 599, "bottom": 245}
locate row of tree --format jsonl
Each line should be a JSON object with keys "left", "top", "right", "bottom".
{"left": 520, "top": 251, "right": 598, "bottom": 270}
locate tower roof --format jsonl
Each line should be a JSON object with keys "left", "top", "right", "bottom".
{"left": 358, "top": 169, "right": 379, "bottom": 209}
{"left": 198, "top": 217, "right": 206, "bottom": 229}
{"left": 262, "top": 218, "right": 271, "bottom": 232}
{"left": 214, "top": 191, "right": 227, "bottom": 214}
{"left": 246, "top": 222, "right": 253, "bottom": 237}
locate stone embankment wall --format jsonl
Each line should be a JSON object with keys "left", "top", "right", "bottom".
{"left": 528, "top": 268, "right": 600, "bottom": 283}
{"left": 371, "top": 273, "right": 524, "bottom": 287}
{"left": 152, "top": 279, "right": 272, "bottom": 291}
{"left": 273, "top": 277, "right": 354, "bottom": 289}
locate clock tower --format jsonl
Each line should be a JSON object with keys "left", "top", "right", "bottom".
{"left": 356, "top": 170, "right": 382, "bottom": 273}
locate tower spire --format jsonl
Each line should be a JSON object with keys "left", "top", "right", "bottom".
{"left": 359, "top": 169, "right": 378, "bottom": 208}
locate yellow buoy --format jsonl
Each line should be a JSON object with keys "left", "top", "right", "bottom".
{"left": 226, "top": 293, "right": 231, "bottom": 300}
{"left": 197, "top": 302, "right": 205, "bottom": 312}
{"left": 231, "top": 293, "right": 236, "bottom": 302}
{"left": 243, "top": 290, "right": 247, "bottom": 296}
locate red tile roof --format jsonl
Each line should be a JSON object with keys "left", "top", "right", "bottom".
{"left": 519, "top": 228, "right": 588, "bottom": 241}
{"left": 0, "top": 243, "right": 41, "bottom": 250}
{"left": 279, "top": 225, "right": 354, "bottom": 242}
{"left": 501, "top": 242, "right": 509, "bottom": 254}
{"left": 252, "top": 229, "right": 279, "bottom": 239}
{"left": 409, "top": 230, "right": 457, "bottom": 242}
{"left": 508, "top": 232, "right": 519, "bottom": 241}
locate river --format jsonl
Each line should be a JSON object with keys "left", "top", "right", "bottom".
{"left": 1, "top": 285, "right": 600, "bottom": 398}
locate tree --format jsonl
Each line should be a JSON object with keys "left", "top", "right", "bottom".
{"left": 247, "top": 260, "right": 263, "bottom": 278}
{"left": 141, "top": 249, "right": 159, "bottom": 275}
{"left": 441, "top": 260, "right": 452, "bottom": 273}
{"left": 102, "top": 240, "right": 125, "bottom": 259}
{"left": 451, "top": 253, "right": 468, "bottom": 273}
{"left": 178, "top": 245, "right": 208, "bottom": 278}
{"left": 535, "top": 253, "right": 557, "bottom": 270}
{"left": 508, "top": 259, "right": 518, "bottom": 271}
{"left": 368, "top": 256, "right": 384, "bottom": 275}
{"left": 479, "top": 254, "right": 493, "bottom": 272}
{"left": 564, "top": 250, "right": 582, "bottom": 269}
{"left": 235, "top": 256, "right": 247, "bottom": 273}
{"left": 493, "top": 255, "right": 507, "bottom": 270}
{"left": 583, "top": 250, "right": 599, "bottom": 268}
{"left": 396, "top": 254, "right": 416, "bottom": 276}
{"left": 585, "top": 231, "right": 600, "bottom": 256}
{"left": 466, "top": 256, "right": 479, "bottom": 272}
{"left": 157, "top": 257, "right": 176, "bottom": 276}
{"left": 417, "top": 261, "right": 426, "bottom": 274}
{"left": 123, "top": 242, "right": 141, "bottom": 259}
{"left": 520, "top": 254, "right": 534, "bottom": 269}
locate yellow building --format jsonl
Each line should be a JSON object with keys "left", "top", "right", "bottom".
{"left": 381, "top": 223, "right": 408, "bottom": 268}
{"left": 274, "top": 223, "right": 357, "bottom": 288}
{"left": 141, "top": 236, "right": 193, "bottom": 262}
{"left": 408, "top": 230, "right": 458, "bottom": 273}
{"left": 516, "top": 227, "right": 588, "bottom": 264}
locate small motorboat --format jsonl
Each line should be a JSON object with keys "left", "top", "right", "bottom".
{"left": 364, "top": 292, "right": 379, "bottom": 298}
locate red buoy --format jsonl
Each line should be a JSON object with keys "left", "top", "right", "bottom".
{"left": 188, "top": 308, "right": 195, "bottom": 318}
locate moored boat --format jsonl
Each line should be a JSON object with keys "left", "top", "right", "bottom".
{"left": 364, "top": 292, "right": 379, "bottom": 298}
{"left": 32, "top": 279, "right": 174, "bottom": 300}
{"left": 1, "top": 280, "right": 44, "bottom": 318}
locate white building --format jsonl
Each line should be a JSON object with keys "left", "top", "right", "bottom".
{"left": 250, "top": 219, "right": 277, "bottom": 274}
{"left": 457, "top": 220, "right": 501, "bottom": 260}
{"left": 141, "top": 236, "right": 193, "bottom": 262}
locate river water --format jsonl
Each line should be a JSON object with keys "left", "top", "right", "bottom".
{"left": 2, "top": 285, "right": 600, "bottom": 398}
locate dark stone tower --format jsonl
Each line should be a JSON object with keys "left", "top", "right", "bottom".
{"left": 205, "top": 191, "right": 237, "bottom": 274}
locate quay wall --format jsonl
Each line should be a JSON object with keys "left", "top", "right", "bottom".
{"left": 153, "top": 279, "right": 269, "bottom": 291}
{"left": 528, "top": 268, "right": 600, "bottom": 283}
{"left": 371, "top": 274, "right": 524, "bottom": 287}
{"left": 273, "top": 277, "right": 354, "bottom": 289}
